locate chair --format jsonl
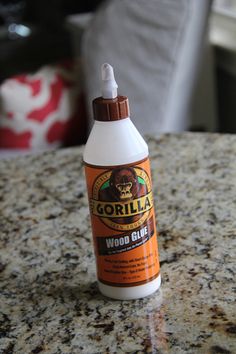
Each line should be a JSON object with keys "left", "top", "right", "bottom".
{"left": 81, "top": 0, "right": 213, "bottom": 133}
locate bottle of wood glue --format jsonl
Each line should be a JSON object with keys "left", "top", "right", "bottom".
{"left": 83, "top": 63, "right": 161, "bottom": 300}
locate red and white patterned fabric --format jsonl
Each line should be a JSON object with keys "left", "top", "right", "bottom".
{"left": 0, "top": 62, "right": 86, "bottom": 152}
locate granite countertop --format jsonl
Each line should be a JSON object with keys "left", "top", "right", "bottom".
{"left": 0, "top": 133, "right": 235, "bottom": 354}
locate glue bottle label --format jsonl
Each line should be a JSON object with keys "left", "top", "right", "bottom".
{"left": 84, "top": 157, "right": 160, "bottom": 287}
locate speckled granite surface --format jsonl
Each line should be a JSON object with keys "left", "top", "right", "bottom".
{"left": 0, "top": 133, "right": 235, "bottom": 354}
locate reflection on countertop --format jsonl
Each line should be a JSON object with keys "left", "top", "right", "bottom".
{"left": 0, "top": 133, "right": 235, "bottom": 354}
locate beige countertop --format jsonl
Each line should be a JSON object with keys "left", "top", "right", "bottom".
{"left": 0, "top": 133, "right": 235, "bottom": 354}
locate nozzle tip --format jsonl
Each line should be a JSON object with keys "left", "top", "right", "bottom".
{"left": 101, "top": 63, "right": 114, "bottom": 81}
{"left": 101, "top": 63, "right": 118, "bottom": 99}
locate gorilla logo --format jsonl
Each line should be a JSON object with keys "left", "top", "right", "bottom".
{"left": 91, "top": 164, "right": 152, "bottom": 231}
{"left": 100, "top": 167, "right": 146, "bottom": 202}
{"left": 116, "top": 181, "right": 132, "bottom": 199}
{"left": 110, "top": 167, "right": 137, "bottom": 201}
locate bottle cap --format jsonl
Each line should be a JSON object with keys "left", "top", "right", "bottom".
{"left": 93, "top": 63, "right": 130, "bottom": 121}
{"left": 93, "top": 96, "right": 130, "bottom": 121}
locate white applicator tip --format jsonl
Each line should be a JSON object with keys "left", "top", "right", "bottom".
{"left": 101, "top": 63, "right": 118, "bottom": 99}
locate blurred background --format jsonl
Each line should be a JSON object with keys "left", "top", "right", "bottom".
{"left": 0, "top": 0, "right": 235, "bottom": 157}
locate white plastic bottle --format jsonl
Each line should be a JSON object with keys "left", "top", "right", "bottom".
{"left": 83, "top": 63, "right": 161, "bottom": 300}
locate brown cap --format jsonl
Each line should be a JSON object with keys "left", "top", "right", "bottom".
{"left": 93, "top": 95, "right": 130, "bottom": 121}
